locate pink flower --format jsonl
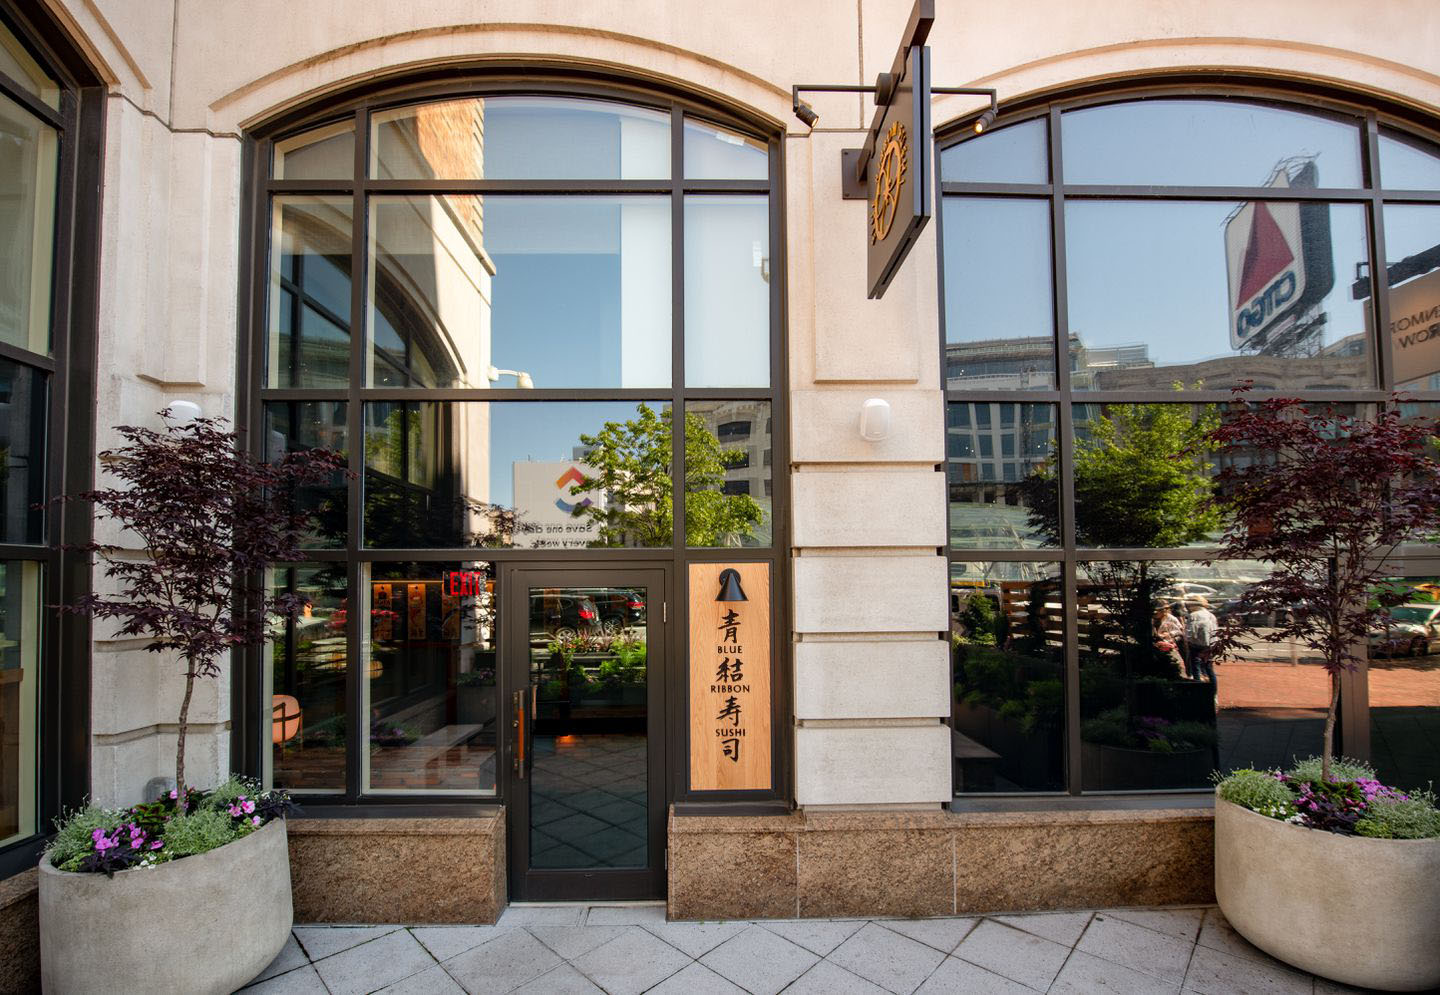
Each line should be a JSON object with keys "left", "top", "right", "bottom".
{"left": 242, "top": 800, "right": 256, "bottom": 815}
{"left": 251, "top": 815, "right": 261, "bottom": 827}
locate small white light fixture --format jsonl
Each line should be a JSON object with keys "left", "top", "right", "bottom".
{"left": 859, "top": 397, "right": 891, "bottom": 442}
{"left": 161, "top": 400, "right": 202, "bottom": 424}
{"left": 488, "top": 365, "right": 535, "bottom": 389}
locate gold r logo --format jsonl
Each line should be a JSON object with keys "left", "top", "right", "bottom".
{"left": 870, "top": 120, "right": 909, "bottom": 243}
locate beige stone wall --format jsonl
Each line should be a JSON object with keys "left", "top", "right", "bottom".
{"left": 41, "top": 0, "right": 1440, "bottom": 808}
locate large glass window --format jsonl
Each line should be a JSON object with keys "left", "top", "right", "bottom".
{"left": 253, "top": 88, "right": 780, "bottom": 802}
{"left": 0, "top": 560, "right": 40, "bottom": 846}
{"left": 0, "top": 88, "right": 57, "bottom": 356}
{"left": 941, "top": 92, "right": 1440, "bottom": 795}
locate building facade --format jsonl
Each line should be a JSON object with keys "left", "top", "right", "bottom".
{"left": 2, "top": 0, "right": 1440, "bottom": 980}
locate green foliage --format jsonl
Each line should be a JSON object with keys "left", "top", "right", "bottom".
{"left": 163, "top": 809, "right": 245, "bottom": 858}
{"left": 1355, "top": 790, "right": 1440, "bottom": 839}
{"left": 1287, "top": 756, "right": 1376, "bottom": 782}
{"left": 571, "top": 403, "right": 765, "bottom": 547}
{"left": 955, "top": 645, "right": 1062, "bottom": 733}
{"left": 201, "top": 775, "right": 260, "bottom": 813}
{"left": 46, "top": 806, "right": 124, "bottom": 870}
{"left": 1214, "top": 768, "right": 1298, "bottom": 820}
{"left": 957, "top": 593, "right": 999, "bottom": 646}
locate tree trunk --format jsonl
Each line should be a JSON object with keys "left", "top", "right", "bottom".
{"left": 1321, "top": 669, "right": 1340, "bottom": 783}
{"left": 176, "top": 662, "right": 196, "bottom": 795}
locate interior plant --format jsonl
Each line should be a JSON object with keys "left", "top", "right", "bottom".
{"left": 1198, "top": 390, "right": 1440, "bottom": 992}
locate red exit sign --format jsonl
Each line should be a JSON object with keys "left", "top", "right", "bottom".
{"left": 444, "top": 571, "right": 489, "bottom": 596}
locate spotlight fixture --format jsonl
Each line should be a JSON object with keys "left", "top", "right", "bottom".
{"left": 487, "top": 365, "right": 535, "bottom": 389}
{"left": 794, "top": 98, "right": 819, "bottom": 128}
{"left": 973, "top": 108, "right": 996, "bottom": 134}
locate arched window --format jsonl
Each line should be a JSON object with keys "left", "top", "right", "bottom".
{"left": 937, "top": 87, "right": 1440, "bottom": 798}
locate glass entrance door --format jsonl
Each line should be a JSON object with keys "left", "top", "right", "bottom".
{"left": 503, "top": 566, "right": 667, "bottom": 901}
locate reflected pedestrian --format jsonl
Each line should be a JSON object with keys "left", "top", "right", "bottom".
{"left": 1187, "top": 596, "right": 1218, "bottom": 682}
{"left": 1153, "top": 603, "right": 1186, "bottom": 676}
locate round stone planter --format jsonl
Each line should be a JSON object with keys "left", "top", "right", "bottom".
{"left": 39, "top": 818, "right": 293, "bottom": 995}
{"left": 1214, "top": 797, "right": 1440, "bottom": 991}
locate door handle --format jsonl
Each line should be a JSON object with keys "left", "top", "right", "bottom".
{"left": 513, "top": 689, "right": 526, "bottom": 779}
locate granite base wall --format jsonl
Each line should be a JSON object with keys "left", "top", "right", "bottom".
{"left": 0, "top": 868, "right": 39, "bottom": 994}
{"left": 288, "top": 813, "right": 506, "bottom": 924}
{"left": 667, "top": 806, "right": 1214, "bottom": 921}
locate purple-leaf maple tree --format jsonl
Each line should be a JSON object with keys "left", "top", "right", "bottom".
{"left": 60, "top": 414, "right": 346, "bottom": 792}
{"left": 1203, "top": 390, "right": 1440, "bottom": 782}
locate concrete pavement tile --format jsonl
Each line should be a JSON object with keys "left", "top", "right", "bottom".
{"left": 990, "top": 911, "right": 1093, "bottom": 948}
{"left": 568, "top": 925, "right": 693, "bottom": 995}
{"left": 699, "top": 923, "right": 820, "bottom": 995}
{"left": 410, "top": 925, "right": 507, "bottom": 961}
{"left": 1052, "top": 949, "right": 1183, "bottom": 994}
{"left": 528, "top": 924, "right": 633, "bottom": 960}
{"left": 878, "top": 917, "right": 979, "bottom": 956}
{"left": 584, "top": 903, "right": 668, "bottom": 925}
{"left": 828, "top": 922, "right": 948, "bottom": 994}
{"left": 954, "top": 919, "right": 1070, "bottom": 991}
{"left": 643, "top": 919, "right": 750, "bottom": 958}
{"left": 1100, "top": 907, "right": 1206, "bottom": 944}
{"left": 1195, "top": 907, "right": 1272, "bottom": 964}
{"left": 756, "top": 917, "right": 865, "bottom": 955}
{"left": 239, "top": 963, "right": 329, "bottom": 994}
{"left": 292, "top": 924, "right": 401, "bottom": 961}
{"left": 247, "top": 935, "right": 308, "bottom": 985}
{"left": 645, "top": 961, "right": 748, "bottom": 994}
{"left": 914, "top": 957, "right": 1035, "bottom": 995}
{"left": 374, "top": 964, "right": 466, "bottom": 995}
{"left": 783, "top": 959, "right": 891, "bottom": 994}
{"left": 1183, "top": 943, "right": 1314, "bottom": 995}
{"left": 497, "top": 904, "right": 585, "bottom": 928}
{"left": 311, "top": 930, "right": 437, "bottom": 995}
{"left": 511, "top": 962, "right": 605, "bottom": 994}
{"left": 1077, "top": 914, "right": 1194, "bottom": 985}
{"left": 443, "top": 928, "right": 563, "bottom": 994}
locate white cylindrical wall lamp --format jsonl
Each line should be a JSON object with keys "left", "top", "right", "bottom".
{"left": 161, "top": 400, "right": 202, "bottom": 424}
{"left": 859, "top": 397, "right": 891, "bottom": 442}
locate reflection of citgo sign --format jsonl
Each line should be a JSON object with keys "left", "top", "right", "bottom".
{"left": 870, "top": 121, "right": 909, "bottom": 244}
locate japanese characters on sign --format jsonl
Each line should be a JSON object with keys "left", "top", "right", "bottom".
{"left": 688, "top": 562, "right": 771, "bottom": 791}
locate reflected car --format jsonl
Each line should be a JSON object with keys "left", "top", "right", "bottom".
{"left": 529, "top": 593, "right": 602, "bottom": 644}
{"left": 1368, "top": 603, "right": 1440, "bottom": 658}
{"left": 573, "top": 588, "right": 646, "bottom": 634}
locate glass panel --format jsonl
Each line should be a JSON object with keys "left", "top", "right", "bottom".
{"left": 1068, "top": 403, "right": 1224, "bottom": 549}
{"left": 1379, "top": 131, "right": 1440, "bottom": 191}
{"left": 364, "top": 562, "right": 498, "bottom": 794}
{"left": 951, "top": 561, "right": 1065, "bottom": 792}
{"left": 1061, "top": 99, "right": 1363, "bottom": 188}
{"left": 367, "top": 195, "right": 670, "bottom": 389}
{"left": 942, "top": 198, "right": 1054, "bottom": 389}
{"left": 1381, "top": 205, "right": 1440, "bottom": 392}
{"left": 0, "top": 359, "right": 45, "bottom": 544}
{"left": 0, "top": 22, "right": 58, "bottom": 110}
{"left": 684, "top": 119, "right": 768, "bottom": 179}
{"left": 371, "top": 96, "right": 669, "bottom": 180}
{"left": 686, "top": 196, "right": 769, "bottom": 387}
{"left": 685, "top": 400, "right": 771, "bottom": 547}
{"left": 0, "top": 91, "right": 57, "bottom": 356}
{"left": 273, "top": 120, "right": 355, "bottom": 180}
{"left": 266, "top": 566, "right": 348, "bottom": 793}
{"left": 949, "top": 403, "right": 1055, "bottom": 550}
{"left": 1066, "top": 199, "right": 1372, "bottom": 391}
{"left": 940, "top": 118, "right": 1048, "bottom": 185}
{"left": 267, "top": 196, "right": 352, "bottom": 388}
{"left": 264, "top": 401, "right": 348, "bottom": 548}
{"left": 529, "top": 586, "right": 649, "bottom": 869}
{"left": 363, "top": 400, "right": 673, "bottom": 548}
{"left": 1369, "top": 578, "right": 1440, "bottom": 792}
{"left": 0, "top": 560, "right": 39, "bottom": 846}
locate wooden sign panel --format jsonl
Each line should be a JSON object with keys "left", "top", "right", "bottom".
{"left": 688, "top": 562, "right": 772, "bottom": 791}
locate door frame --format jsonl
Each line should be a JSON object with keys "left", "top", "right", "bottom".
{"left": 501, "top": 562, "right": 670, "bottom": 901}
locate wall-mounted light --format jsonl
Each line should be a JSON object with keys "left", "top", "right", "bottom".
{"left": 859, "top": 397, "right": 892, "bottom": 442}
{"left": 973, "top": 108, "right": 997, "bottom": 134}
{"left": 488, "top": 365, "right": 535, "bottom": 389}
{"left": 716, "top": 568, "right": 748, "bottom": 602}
{"left": 161, "top": 400, "right": 202, "bottom": 424}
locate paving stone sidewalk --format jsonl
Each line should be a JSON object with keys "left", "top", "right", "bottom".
{"left": 238, "top": 902, "right": 1378, "bottom": 994}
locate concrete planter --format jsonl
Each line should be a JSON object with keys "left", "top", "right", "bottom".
{"left": 39, "top": 819, "right": 292, "bottom": 994}
{"left": 1214, "top": 797, "right": 1440, "bottom": 991}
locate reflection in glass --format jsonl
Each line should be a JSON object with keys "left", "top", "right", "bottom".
{"left": 950, "top": 562, "right": 1065, "bottom": 792}
{"left": 0, "top": 91, "right": 57, "bottom": 356}
{"left": 1369, "top": 578, "right": 1440, "bottom": 792}
{"left": 1380, "top": 205, "right": 1440, "bottom": 392}
{"left": 264, "top": 401, "right": 348, "bottom": 549}
{"left": 1063, "top": 403, "right": 1223, "bottom": 549}
{"left": 942, "top": 198, "right": 1054, "bottom": 389}
{"left": 1378, "top": 131, "right": 1440, "bottom": 191}
{"left": 362, "top": 400, "right": 673, "bottom": 548}
{"left": 364, "top": 562, "right": 497, "bottom": 793}
{"left": 683, "top": 119, "right": 768, "bottom": 179}
{"left": 686, "top": 401, "right": 771, "bottom": 547}
{"left": 940, "top": 118, "right": 1047, "bottom": 185}
{"left": 266, "top": 566, "right": 348, "bottom": 793}
{"left": 371, "top": 97, "right": 669, "bottom": 181}
{"left": 528, "top": 587, "right": 648, "bottom": 868}
{"left": 948, "top": 403, "right": 1055, "bottom": 550}
{"left": 0, "top": 22, "right": 59, "bottom": 110}
{"left": 1066, "top": 199, "right": 1371, "bottom": 391}
{"left": 686, "top": 196, "right": 769, "bottom": 387}
{"left": 273, "top": 120, "right": 355, "bottom": 180}
{"left": 368, "top": 195, "right": 671, "bottom": 389}
{"left": 267, "top": 197, "right": 352, "bottom": 388}
{"left": 0, "top": 360, "right": 45, "bottom": 544}
{"left": 1061, "top": 99, "right": 1362, "bottom": 188}
{"left": 0, "top": 560, "right": 39, "bottom": 845}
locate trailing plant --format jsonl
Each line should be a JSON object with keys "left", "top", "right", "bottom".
{"left": 1214, "top": 769, "right": 1296, "bottom": 820}
{"left": 1214, "top": 761, "right": 1440, "bottom": 838}
{"left": 1356, "top": 790, "right": 1440, "bottom": 839}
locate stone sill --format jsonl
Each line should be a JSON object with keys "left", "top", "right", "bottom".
{"left": 669, "top": 804, "right": 1214, "bottom": 835}
{"left": 289, "top": 814, "right": 502, "bottom": 837}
